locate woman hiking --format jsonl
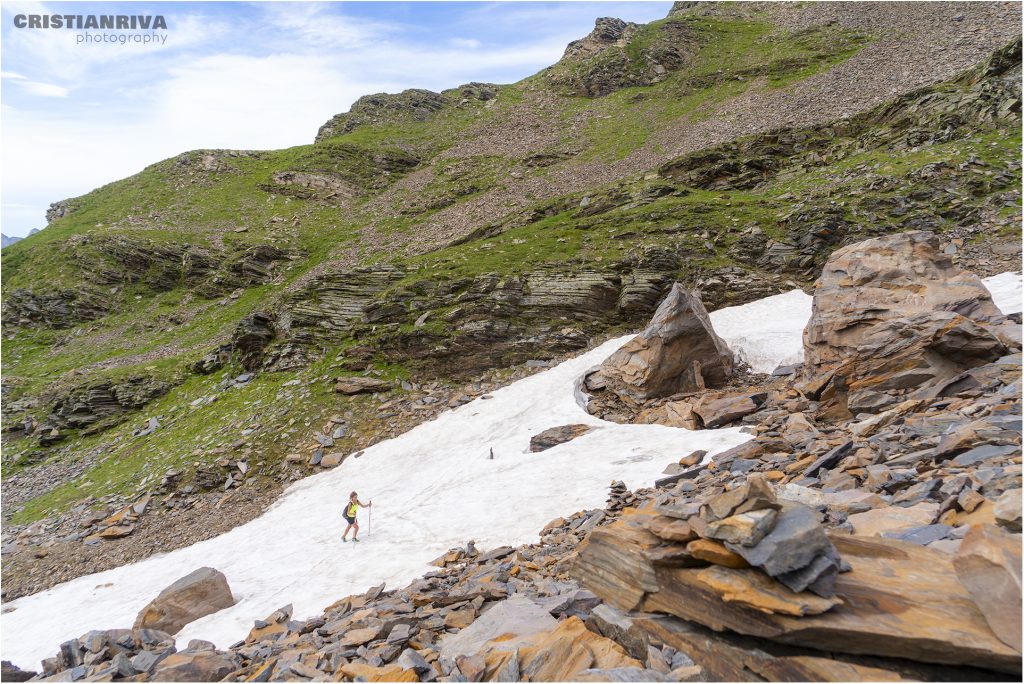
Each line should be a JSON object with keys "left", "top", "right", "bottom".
{"left": 342, "top": 491, "right": 372, "bottom": 542}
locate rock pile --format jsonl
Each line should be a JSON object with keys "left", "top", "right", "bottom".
{"left": 567, "top": 233, "right": 1023, "bottom": 679}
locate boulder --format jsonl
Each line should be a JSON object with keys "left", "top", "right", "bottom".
{"left": 636, "top": 401, "right": 700, "bottom": 430}
{"left": 994, "top": 489, "right": 1022, "bottom": 532}
{"left": 590, "top": 284, "right": 734, "bottom": 401}
{"left": 721, "top": 504, "right": 841, "bottom": 597}
{"left": 134, "top": 567, "right": 235, "bottom": 635}
{"left": 529, "top": 424, "right": 592, "bottom": 452}
{"left": 847, "top": 501, "right": 938, "bottom": 537}
{"left": 803, "top": 231, "right": 1004, "bottom": 375}
{"left": 953, "top": 524, "right": 1022, "bottom": 651}
{"left": 334, "top": 376, "right": 394, "bottom": 395}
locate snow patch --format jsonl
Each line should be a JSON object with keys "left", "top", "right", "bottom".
{"left": 710, "top": 289, "right": 812, "bottom": 374}
{"left": 983, "top": 271, "right": 1023, "bottom": 314}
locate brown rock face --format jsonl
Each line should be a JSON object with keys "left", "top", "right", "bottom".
{"left": 477, "top": 615, "right": 642, "bottom": 681}
{"left": 803, "top": 231, "right": 1004, "bottom": 375}
{"left": 591, "top": 285, "right": 734, "bottom": 401}
{"left": 134, "top": 567, "right": 235, "bottom": 635}
{"left": 953, "top": 524, "right": 1022, "bottom": 652}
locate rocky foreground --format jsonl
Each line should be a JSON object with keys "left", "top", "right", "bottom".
{"left": 6, "top": 230, "right": 1019, "bottom": 682}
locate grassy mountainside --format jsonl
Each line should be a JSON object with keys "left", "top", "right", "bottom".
{"left": 1, "top": 0, "right": 1020, "bottom": 585}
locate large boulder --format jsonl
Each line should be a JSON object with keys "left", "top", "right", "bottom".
{"left": 589, "top": 285, "right": 734, "bottom": 401}
{"left": 803, "top": 231, "right": 1004, "bottom": 374}
{"left": 134, "top": 567, "right": 235, "bottom": 635}
{"left": 801, "top": 232, "right": 1013, "bottom": 412}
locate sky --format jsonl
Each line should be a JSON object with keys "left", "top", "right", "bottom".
{"left": 0, "top": 0, "right": 672, "bottom": 237}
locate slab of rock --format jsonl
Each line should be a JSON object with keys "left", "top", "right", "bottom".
{"left": 529, "top": 424, "right": 592, "bottom": 452}
{"left": 847, "top": 501, "right": 938, "bottom": 537}
{"left": 691, "top": 565, "right": 842, "bottom": 617}
{"left": 151, "top": 650, "right": 240, "bottom": 682}
{"left": 590, "top": 284, "right": 734, "bottom": 401}
{"left": 334, "top": 377, "right": 394, "bottom": 395}
{"left": 994, "top": 489, "right": 1022, "bottom": 532}
{"left": 439, "top": 594, "right": 556, "bottom": 660}
{"left": 479, "top": 616, "right": 641, "bottom": 681}
{"left": 637, "top": 401, "right": 700, "bottom": 429}
{"left": 694, "top": 393, "right": 762, "bottom": 428}
{"left": 573, "top": 515, "right": 1020, "bottom": 673}
{"left": 134, "top": 567, "right": 235, "bottom": 635}
{"left": 953, "top": 524, "right": 1022, "bottom": 652}
{"left": 636, "top": 615, "right": 916, "bottom": 682}
{"left": 586, "top": 603, "right": 650, "bottom": 660}
{"left": 339, "top": 663, "right": 418, "bottom": 682}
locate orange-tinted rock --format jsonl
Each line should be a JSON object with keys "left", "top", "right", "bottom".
{"left": 685, "top": 539, "right": 749, "bottom": 569}
{"left": 953, "top": 524, "right": 1022, "bottom": 652}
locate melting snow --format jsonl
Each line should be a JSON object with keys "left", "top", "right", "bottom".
{"left": 2, "top": 272, "right": 1020, "bottom": 669}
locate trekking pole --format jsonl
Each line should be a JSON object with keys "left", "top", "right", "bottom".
{"left": 368, "top": 505, "right": 372, "bottom": 537}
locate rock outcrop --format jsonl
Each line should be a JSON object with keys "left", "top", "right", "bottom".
{"left": 133, "top": 567, "right": 236, "bottom": 635}
{"left": 316, "top": 89, "right": 449, "bottom": 141}
{"left": 587, "top": 285, "right": 734, "bottom": 402}
{"left": 232, "top": 312, "right": 275, "bottom": 371}
{"left": 3, "top": 288, "right": 109, "bottom": 328}
{"left": 552, "top": 17, "right": 695, "bottom": 97}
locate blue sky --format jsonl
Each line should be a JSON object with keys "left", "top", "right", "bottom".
{"left": 1, "top": 1, "right": 671, "bottom": 237}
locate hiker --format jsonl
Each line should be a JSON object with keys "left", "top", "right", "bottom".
{"left": 342, "top": 491, "right": 372, "bottom": 542}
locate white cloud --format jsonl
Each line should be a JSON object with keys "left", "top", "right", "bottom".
{"left": 17, "top": 79, "right": 68, "bottom": 97}
{"left": 449, "top": 37, "right": 482, "bottom": 49}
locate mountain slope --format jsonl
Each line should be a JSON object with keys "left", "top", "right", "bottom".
{"left": 1, "top": 1, "right": 1021, "bottom": 599}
